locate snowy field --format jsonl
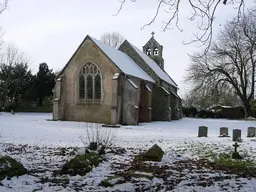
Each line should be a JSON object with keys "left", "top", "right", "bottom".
{"left": 0, "top": 112, "right": 256, "bottom": 192}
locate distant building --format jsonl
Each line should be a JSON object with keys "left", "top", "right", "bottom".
{"left": 53, "top": 33, "right": 182, "bottom": 125}
{"left": 211, "top": 105, "right": 245, "bottom": 119}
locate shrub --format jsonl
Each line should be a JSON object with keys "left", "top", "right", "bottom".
{"left": 182, "top": 106, "right": 198, "bottom": 117}
{"left": 78, "top": 122, "right": 117, "bottom": 154}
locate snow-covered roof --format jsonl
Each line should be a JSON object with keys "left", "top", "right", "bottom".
{"left": 89, "top": 36, "right": 155, "bottom": 83}
{"left": 128, "top": 41, "right": 177, "bottom": 87}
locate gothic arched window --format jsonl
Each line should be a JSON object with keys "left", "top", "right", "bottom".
{"left": 146, "top": 48, "right": 151, "bottom": 56}
{"left": 153, "top": 47, "right": 158, "bottom": 55}
{"left": 78, "top": 62, "right": 102, "bottom": 104}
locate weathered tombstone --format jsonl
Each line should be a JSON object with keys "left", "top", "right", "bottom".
{"left": 247, "top": 127, "right": 256, "bottom": 137}
{"left": 232, "top": 142, "right": 242, "bottom": 159}
{"left": 141, "top": 144, "right": 164, "bottom": 162}
{"left": 233, "top": 129, "right": 242, "bottom": 142}
{"left": 219, "top": 127, "right": 229, "bottom": 137}
{"left": 198, "top": 126, "right": 208, "bottom": 137}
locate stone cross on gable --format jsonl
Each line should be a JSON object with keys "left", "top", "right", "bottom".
{"left": 151, "top": 31, "right": 155, "bottom": 37}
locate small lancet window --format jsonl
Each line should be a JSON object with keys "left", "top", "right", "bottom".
{"left": 79, "top": 74, "right": 85, "bottom": 100}
{"left": 86, "top": 75, "right": 93, "bottom": 100}
{"left": 146, "top": 48, "right": 151, "bottom": 56}
{"left": 95, "top": 74, "right": 101, "bottom": 101}
{"left": 153, "top": 47, "right": 159, "bottom": 55}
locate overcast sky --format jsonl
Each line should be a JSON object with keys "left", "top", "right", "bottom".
{"left": 0, "top": 0, "right": 254, "bottom": 95}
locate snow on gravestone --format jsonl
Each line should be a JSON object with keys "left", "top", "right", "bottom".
{"left": 220, "top": 127, "right": 229, "bottom": 137}
{"left": 198, "top": 126, "right": 208, "bottom": 137}
{"left": 233, "top": 129, "right": 242, "bottom": 142}
{"left": 247, "top": 127, "right": 256, "bottom": 137}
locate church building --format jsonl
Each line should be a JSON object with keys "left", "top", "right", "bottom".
{"left": 53, "top": 33, "right": 182, "bottom": 125}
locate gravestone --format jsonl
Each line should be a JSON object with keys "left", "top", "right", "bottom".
{"left": 233, "top": 129, "right": 242, "bottom": 142}
{"left": 198, "top": 126, "right": 208, "bottom": 137}
{"left": 219, "top": 127, "right": 229, "bottom": 137}
{"left": 247, "top": 127, "right": 256, "bottom": 137}
{"left": 141, "top": 144, "right": 164, "bottom": 162}
{"left": 232, "top": 142, "right": 242, "bottom": 159}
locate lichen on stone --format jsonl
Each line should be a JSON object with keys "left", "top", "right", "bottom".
{"left": 0, "top": 156, "right": 27, "bottom": 180}
{"left": 61, "top": 152, "right": 103, "bottom": 176}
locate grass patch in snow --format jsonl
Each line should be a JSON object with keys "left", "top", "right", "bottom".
{"left": 214, "top": 153, "right": 255, "bottom": 169}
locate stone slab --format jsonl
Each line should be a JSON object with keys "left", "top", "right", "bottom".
{"left": 198, "top": 126, "right": 208, "bottom": 137}
{"left": 233, "top": 129, "right": 241, "bottom": 142}
{"left": 247, "top": 127, "right": 256, "bottom": 137}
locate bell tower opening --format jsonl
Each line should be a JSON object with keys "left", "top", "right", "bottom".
{"left": 142, "top": 32, "right": 164, "bottom": 69}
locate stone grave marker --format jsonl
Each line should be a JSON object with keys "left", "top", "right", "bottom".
{"left": 198, "top": 126, "right": 208, "bottom": 137}
{"left": 233, "top": 129, "right": 242, "bottom": 142}
{"left": 232, "top": 142, "right": 242, "bottom": 159}
{"left": 141, "top": 144, "right": 164, "bottom": 162}
{"left": 247, "top": 127, "right": 256, "bottom": 137}
{"left": 219, "top": 127, "right": 229, "bottom": 137}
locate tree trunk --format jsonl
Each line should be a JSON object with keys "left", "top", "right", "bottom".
{"left": 243, "top": 102, "right": 251, "bottom": 118}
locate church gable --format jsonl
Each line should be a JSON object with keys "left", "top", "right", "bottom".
{"left": 57, "top": 35, "right": 154, "bottom": 84}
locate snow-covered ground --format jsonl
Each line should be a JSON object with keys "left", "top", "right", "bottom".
{"left": 0, "top": 112, "right": 256, "bottom": 192}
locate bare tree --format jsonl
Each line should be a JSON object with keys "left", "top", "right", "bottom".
{"left": 186, "top": 10, "right": 256, "bottom": 117}
{"left": 0, "top": 0, "right": 7, "bottom": 14}
{"left": 101, "top": 32, "right": 124, "bottom": 49}
{"left": 115, "top": 0, "right": 247, "bottom": 52}
{"left": 183, "top": 85, "right": 241, "bottom": 109}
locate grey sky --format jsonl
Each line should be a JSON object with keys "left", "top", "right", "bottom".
{"left": 0, "top": 0, "right": 254, "bottom": 95}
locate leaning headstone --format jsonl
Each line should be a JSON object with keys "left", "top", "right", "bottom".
{"left": 233, "top": 129, "right": 242, "bottom": 142}
{"left": 141, "top": 144, "right": 164, "bottom": 162}
{"left": 247, "top": 127, "right": 256, "bottom": 137}
{"left": 198, "top": 126, "right": 208, "bottom": 137}
{"left": 219, "top": 127, "right": 229, "bottom": 137}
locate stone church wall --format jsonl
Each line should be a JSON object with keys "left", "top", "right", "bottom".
{"left": 122, "top": 76, "right": 141, "bottom": 125}
{"left": 152, "top": 85, "right": 171, "bottom": 121}
{"left": 58, "top": 39, "right": 120, "bottom": 124}
{"left": 161, "top": 81, "right": 182, "bottom": 120}
{"left": 119, "top": 41, "right": 179, "bottom": 121}
{"left": 53, "top": 76, "right": 65, "bottom": 120}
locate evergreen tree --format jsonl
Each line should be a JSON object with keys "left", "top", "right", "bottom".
{"left": 35, "top": 63, "right": 55, "bottom": 106}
